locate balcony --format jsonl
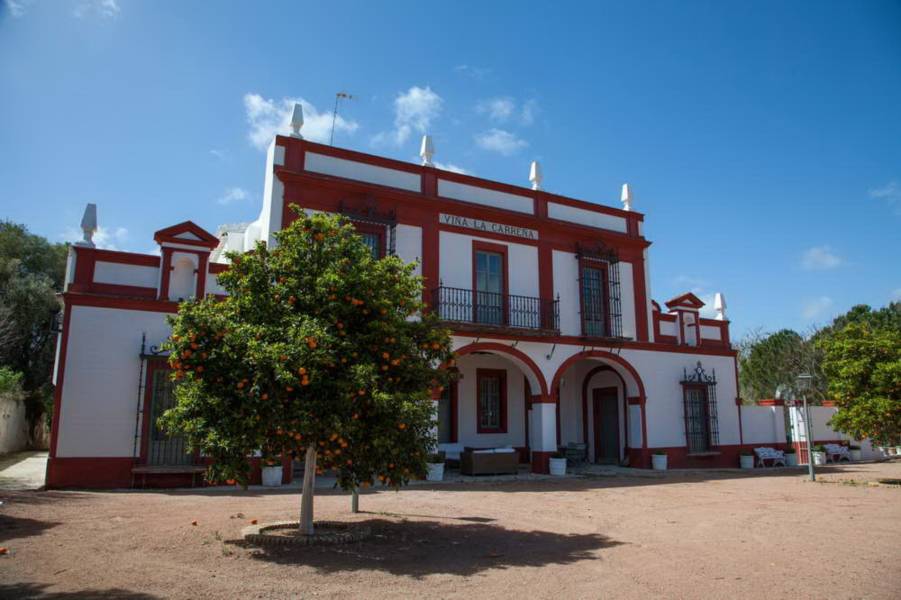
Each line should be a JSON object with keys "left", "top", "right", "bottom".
{"left": 431, "top": 286, "right": 559, "bottom": 334}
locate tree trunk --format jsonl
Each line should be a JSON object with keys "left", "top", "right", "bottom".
{"left": 299, "top": 445, "right": 317, "bottom": 535}
{"left": 351, "top": 487, "right": 359, "bottom": 513}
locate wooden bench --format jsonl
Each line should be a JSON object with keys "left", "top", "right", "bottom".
{"left": 131, "top": 465, "right": 207, "bottom": 488}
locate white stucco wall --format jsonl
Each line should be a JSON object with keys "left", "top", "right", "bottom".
{"left": 395, "top": 224, "right": 423, "bottom": 276}
{"left": 547, "top": 202, "right": 627, "bottom": 233}
{"left": 56, "top": 306, "right": 171, "bottom": 457}
{"left": 741, "top": 405, "right": 786, "bottom": 445}
{"left": 437, "top": 179, "right": 534, "bottom": 214}
{"left": 206, "top": 273, "right": 227, "bottom": 296}
{"left": 438, "top": 231, "right": 539, "bottom": 298}
{"left": 552, "top": 250, "right": 580, "bottom": 336}
{"left": 305, "top": 152, "right": 421, "bottom": 192}
{"left": 618, "top": 262, "right": 636, "bottom": 339}
{"left": 93, "top": 262, "right": 159, "bottom": 289}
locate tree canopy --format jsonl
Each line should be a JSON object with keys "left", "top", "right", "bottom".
{"left": 160, "top": 210, "right": 455, "bottom": 531}
{"left": 817, "top": 303, "right": 900, "bottom": 446}
{"left": 0, "top": 221, "right": 67, "bottom": 426}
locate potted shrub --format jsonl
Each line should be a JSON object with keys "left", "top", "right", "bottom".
{"left": 784, "top": 446, "right": 798, "bottom": 467}
{"left": 261, "top": 455, "right": 283, "bottom": 487}
{"left": 549, "top": 451, "right": 567, "bottom": 476}
{"left": 426, "top": 451, "right": 446, "bottom": 482}
{"left": 849, "top": 444, "right": 862, "bottom": 461}
{"left": 651, "top": 450, "right": 668, "bottom": 471}
{"left": 739, "top": 450, "right": 755, "bottom": 469}
{"left": 812, "top": 444, "right": 827, "bottom": 466}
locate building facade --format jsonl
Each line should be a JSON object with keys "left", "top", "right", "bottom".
{"left": 48, "top": 131, "right": 759, "bottom": 489}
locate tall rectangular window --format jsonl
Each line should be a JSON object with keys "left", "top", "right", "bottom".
{"left": 581, "top": 265, "right": 608, "bottom": 337}
{"left": 477, "top": 369, "right": 507, "bottom": 433}
{"left": 475, "top": 250, "right": 504, "bottom": 325}
{"left": 360, "top": 232, "right": 381, "bottom": 259}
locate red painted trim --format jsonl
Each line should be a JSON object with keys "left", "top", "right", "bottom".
{"left": 422, "top": 215, "right": 439, "bottom": 304}
{"left": 209, "top": 262, "right": 228, "bottom": 274}
{"left": 551, "top": 350, "right": 646, "bottom": 403}
{"left": 76, "top": 247, "right": 161, "bottom": 268}
{"left": 555, "top": 384, "right": 561, "bottom": 446}
{"left": 64, "top": 292, "right": 180, "bottom": 314}
{"left": 632, "top": 253, "right": 649, "bottom": 342}
{"left": 153, "top": 221, "right": 219, "bottom": 248}
{"left": 158, "top": 248, "right": 172, "bottom": 301}
{"left": 454, "top": 342, "right": 549, "bottom": 397}
{"left": 196, "top": 253, "right": 209, "bottom": 298}
{"left": 476, "top": 368, "right": 508, "bottom": 434}
{"left": 472, "top": 240, "right": 510, "bottom": 325}
{"left": 530, "top": 450, "right": 552, "bottom": 474}
{"left": 523, "top": 376, "right": 531, "bottom": 452}
{"left": 665, "top": 292, "right": 705, "bottom": 310}
{"left": 69, "top": 282, "right": 157, "bottom": 299}
{"left": 48, "top": 302, "right": 72, "bottom": 459}
{"left": 46, "top": 457, "right": 136, "bottom": 489}
{"left": 277, "top": 135, "right": 645, "bottom": 222}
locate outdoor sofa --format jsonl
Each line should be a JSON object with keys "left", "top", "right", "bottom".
{"left": 460, "top": 447, "right": 519, "bottom": 475}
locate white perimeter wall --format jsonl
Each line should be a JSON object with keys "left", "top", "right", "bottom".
{"left": 439, "top": 231, "right": 539, "bottom": 298}
{"left": 56, "top": 306, "right": 171, "bottom": 457}
{"left": 93, "top": 262, "right": 159, "bottom": 288}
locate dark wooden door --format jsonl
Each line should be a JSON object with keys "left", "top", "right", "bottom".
{"left": 592, "top": 387, "right": 620, "bottom": 464}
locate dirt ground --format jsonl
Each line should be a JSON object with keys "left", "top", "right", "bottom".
{"left": 2, "top": 462, "right": 900, "bottom": 599}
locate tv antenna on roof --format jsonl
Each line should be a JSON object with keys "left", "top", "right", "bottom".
{"left": 330, "top": 92, "right": 353, "bottom": 146}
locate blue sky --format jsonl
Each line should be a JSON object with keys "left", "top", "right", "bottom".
{"left": 2, "top": 0, "right": 899, "bottom": 338}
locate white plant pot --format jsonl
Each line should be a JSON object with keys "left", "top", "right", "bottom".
{"left": 652, "top": 454, "right": 668, "bottom": 471}
{"left": 739, "top": 455, "right": 755, "bottom": 469}
{"left": 785, "top": 453, "right": 798, "bottom": 467}
{"left": 850, "top": 449, "right": 862, "bottom": 461}
{"left": 426, "top": 462, "right": 445, "bottom": 482}
{"left": 812, "top": 451, "right": 827, "bottom": 466}
{"left": 261, "top": 465, "right": 283, "bottom": 487}
{"left": 549, "top": 457, "right": 567, "bottom": 476}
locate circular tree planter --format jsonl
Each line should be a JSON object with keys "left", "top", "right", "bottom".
{"left": 243, "top": 520, "right": 371, "bottom": 547}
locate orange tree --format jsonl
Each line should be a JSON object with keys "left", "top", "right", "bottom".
{"left": 159, "top": 209, "right": 454, "bottom": 534}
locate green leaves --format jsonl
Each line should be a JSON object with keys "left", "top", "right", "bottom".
{"left": 161, "top": 209, "right": 455, "bottom": 488}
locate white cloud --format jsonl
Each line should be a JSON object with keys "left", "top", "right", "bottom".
{"left": 454, "top": 64, "right": 491, "bottom": 80}
{"left": 372, "top": 86, "right": 443, "bottom": 147}
{"left": 477, "top": 97, "right": 516, "bottom": 122}
{"left": 802, "top": 296, "right": 834, "bottom": 319}
{"left": 474, "top": 128, "right": 528, "bottom": 156}
{"left": 801, "top": 246, "right": 843, "bottom": 270}
{"left": 73, "top": 0, "right": 119, "bottom": 18}
{"left": 892, "top": 288, "right": 901, "bottom": 302}
{"left": 434, "top": 161, "right": 468, "bottom": 175}
{"left": 209, "top": 149, "right": 226, "bottom": 161}
{"left": 216, "top": 187, "right": 249, "bottom": 206}
{"left": 476, "top": 97, "right": 539, "bottom": 126}
{"left": 61, "top": 225, "right": 128, "bottom": 251}
{"left": 243, "top": 93, "right": 358, "bottom": 151}
{"left": 6, "top": 0, "right": 31, "bottom": 17}
{"left": 672, "top": 275, "right": 717, "bottom": 317}
{"left": 869, "top": 181, "right": 901, "bottom": 215}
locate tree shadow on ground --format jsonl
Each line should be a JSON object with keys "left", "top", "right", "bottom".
{"left": 227, "top": 518, "right": 622, "bottom": 578}
{"left": 0, "top": 582, "right": 160, "bottom": 599}
{"left": 0, "top": 513, "right": 60, "bottom": 542}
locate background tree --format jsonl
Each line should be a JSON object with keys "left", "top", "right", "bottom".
{"left": 738, "top": 328, "right": 825, "bottom": 403}
{"left": 817, "top": 303, "right": 900, "bottom": 446}
{"left": 0, "top": 222, "right": 67, "bottom": 434}
{"left": 160, "top": 210, "right": 454, "bottom": 534}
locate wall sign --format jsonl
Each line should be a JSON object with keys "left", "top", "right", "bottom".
{"left": 439, "top": 213, "right": 538, "bottom": 240}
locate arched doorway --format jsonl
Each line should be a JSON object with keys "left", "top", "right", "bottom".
{"left": 551, "top": 351, "right": 647, "bottom": 467}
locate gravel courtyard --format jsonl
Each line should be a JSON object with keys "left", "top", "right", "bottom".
{"left": 2, "top": 462, "right": 899, "bottom": 599}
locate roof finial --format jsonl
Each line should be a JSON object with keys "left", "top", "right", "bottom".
{"left": 714, "top": 293, "right": 727, "bottom": 321}
{"left": 529, "top": 160, "right": 542, "bottom": 191}
{"left": 621, "top": 183, "right": 632, "bottom": 211}
{"left": 77, "top": 203, "right": 97, "bottom": 247}
{"left": 420, "top": 134, "right": 434, "bottom": 166}
{"left": 290, "top": 102, "right": 304, "bottom": 139}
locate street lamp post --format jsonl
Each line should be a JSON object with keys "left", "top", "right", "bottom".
{"left": 796, "top": 374, "right": 815, "bottom": 482}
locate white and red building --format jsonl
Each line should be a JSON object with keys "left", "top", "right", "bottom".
{"left": 48, "top": 123, "right": 835, "bottom": 488}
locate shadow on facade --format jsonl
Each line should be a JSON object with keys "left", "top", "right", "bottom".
{"left": 226, "top": 518, "right": 622, "bottom": 578}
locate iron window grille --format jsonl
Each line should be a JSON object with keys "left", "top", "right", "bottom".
{"left": 680, "top": 362, "right": 720, "bottom": 453}
{"left": 576, "top": 242, "right": 624, "bottom": 340}
{"left": 338, "top": 201, "right": 397, "bottom": 257}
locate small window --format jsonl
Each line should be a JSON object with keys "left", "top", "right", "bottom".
{"left": 360, "top": 232, "right": 381, "bottom": 259}
{"left": 476, "top": 369, "right": 507, "bottom": 433}
{"left": 474, "top": 250, "right": 505, "bottom": 325}
{"left": 351, "top": 222, "right": 385, "bottom": 259}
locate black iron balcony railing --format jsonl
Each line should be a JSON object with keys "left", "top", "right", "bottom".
{"left": 431, "top": 286, "right": 559, "bottom": 332}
